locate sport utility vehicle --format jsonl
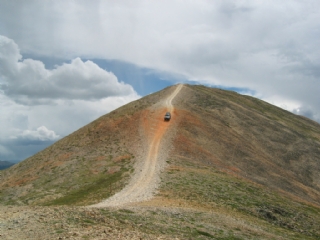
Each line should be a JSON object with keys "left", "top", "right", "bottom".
{"left": 164, "top": 112, "right": 171, "bottom": 121}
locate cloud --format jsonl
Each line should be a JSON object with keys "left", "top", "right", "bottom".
{"left": 293, "top": 107, "right": 320, "bottom": 123}
{"left": 0, "top": 35, "right": 141, "bottom": 162}
{"left": 0, "top": 35, "right": 136, "bottom": 105}
{"left": 0, "top": 144, "right": 13, "bottom": 158}
{"left": 14, "top": 126, "right": 60, "bottom": 142}
{"left": 0, "top": 1, "right": 319, "bottom": 122}
{"left": 0, "top": 139, "right": 55, "bottom": 162}
{"left": 0, "top": 0, "right": 319, "bottom": 163}
{"left": 0, "top": 122, "right": 60, "bottom": 160}
{"left": 0, "top": 92, "right": 140, "bottom": 162}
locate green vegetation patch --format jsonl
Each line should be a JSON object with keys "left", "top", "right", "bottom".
{"left": 45, "top": 171, "right": 124, "bottom": 206}
{"left": 195, "top": 229, "right": 215, "bottom": 238}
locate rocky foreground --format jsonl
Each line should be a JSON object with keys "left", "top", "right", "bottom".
{"left": 0, "top": 205, "right": 181, "bottom": 240}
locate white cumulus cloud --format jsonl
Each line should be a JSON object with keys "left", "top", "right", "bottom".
{"left": 0, "top": 35, "right": 140, "bottom": 162}
{"left": 0, "top": 35, "right": 136, "bottom": 105}
{"left": 18, "top": 126, "right": 60, "bottom": 142}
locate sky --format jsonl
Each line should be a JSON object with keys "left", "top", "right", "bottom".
{"left": 0, "top": 0, "right": 319, "bottom": 162}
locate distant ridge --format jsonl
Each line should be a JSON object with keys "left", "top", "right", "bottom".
{"left": 0, "top": 161, "right": 14, "bottom": 170}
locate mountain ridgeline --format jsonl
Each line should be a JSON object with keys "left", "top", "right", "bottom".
{"left": 1, "top": 84, "right": 320, "bottom": 238}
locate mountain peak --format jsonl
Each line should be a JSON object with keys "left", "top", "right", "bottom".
{"left": 1, "top": 84, "right": 320, "bottom": 238}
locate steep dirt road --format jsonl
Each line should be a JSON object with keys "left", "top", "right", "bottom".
{"left": 91, "top": 84, "right": 183, "bottom": 207}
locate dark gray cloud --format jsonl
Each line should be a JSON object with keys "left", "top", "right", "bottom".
{"left": 293, "top": 107, "right": 320, "bottom": 123}
{"left": 0, "top": 138, "right": 56, "bottom": 162}
{"left": 0, "top": 125, "right": 60, "bottom": 161}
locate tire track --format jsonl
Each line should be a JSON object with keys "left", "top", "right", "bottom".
{"left": 91, "top": 84, "right": 183, "bottom": 207}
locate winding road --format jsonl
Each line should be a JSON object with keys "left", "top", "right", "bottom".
{"left": 91, "top": 84, "right": 183, "bottom": 207}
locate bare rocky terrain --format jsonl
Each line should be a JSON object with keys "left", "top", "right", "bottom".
{"left": 1, "top": 84, "right": 320, "bottom": 239}
{"left": 91, "top": 84, "right": 183, "bottom": 207}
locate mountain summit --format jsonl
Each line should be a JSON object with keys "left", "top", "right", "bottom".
{"left": 1, "top": 84, "right": 320, "bottom": 205}
{"left": 1, "top": 84, "right": 320, "bottom": 238}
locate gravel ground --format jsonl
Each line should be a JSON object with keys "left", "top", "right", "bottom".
{"left": 0, "top": 205, "right": 180, "bottom": 240}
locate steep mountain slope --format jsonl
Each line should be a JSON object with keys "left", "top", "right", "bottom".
{"left": 169, "top": 85, "right": 320, "bottom": 205}
{"left": 91, "top": 84, "right": 183, "bottom": 207}
{"left": 149, "top": 85, "right": 320, "bottom": 238}
{"left": 1, "top": 84, "right": 320, "bottom": 239}
{"left": 0, "top": 85, "right": 178, "bottom": 205}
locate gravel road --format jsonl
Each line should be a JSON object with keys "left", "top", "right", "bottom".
{"left": 90, "top": 84, "right": 183, "bottom": 208}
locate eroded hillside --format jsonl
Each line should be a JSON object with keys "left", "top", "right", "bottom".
{"left": 169, "top": 85, "right": 320, "bottom": 205}
{"left": 1, "top": 84, "right": 320, "bottom": 239}
{"left": 0, "top": 85, "right": 176, "bottom": 205}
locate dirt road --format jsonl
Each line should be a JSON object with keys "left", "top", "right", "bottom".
{"left": 91, "top": 84, "right": 183, "bottom": 208}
